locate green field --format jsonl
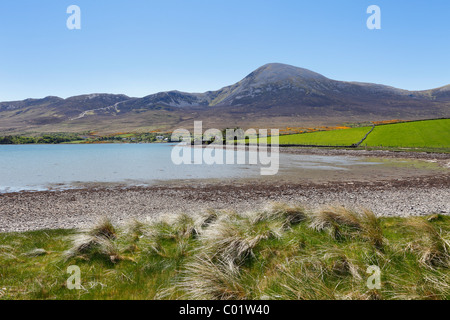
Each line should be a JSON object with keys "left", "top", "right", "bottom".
{"left": 1, "top": 205, "right": 449, "bottom": 300}
{"left": 364, "top": 119, "right": 450, "bottom": 148}
{"left": 273, "top": 119, "right": 450, "bottom": 149}
{"left": 276, "top": 127, "right": 370, "bottom": 146}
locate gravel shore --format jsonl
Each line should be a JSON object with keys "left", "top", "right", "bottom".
{"left": 1, "top": 173, "right": 448, "bottom": 233}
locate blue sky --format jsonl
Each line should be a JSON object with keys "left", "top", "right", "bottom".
{"left": 0, "top": 0, "right": 449, "bottom": 101}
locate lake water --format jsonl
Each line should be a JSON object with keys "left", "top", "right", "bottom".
{"left": 0, "top": 144, "right": 376, "bottom": 193}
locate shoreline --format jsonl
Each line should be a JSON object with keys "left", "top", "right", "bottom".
{"left": 1, "top": 173, "right": 448, "bottom": 233}
{"left": 279, "top": 147, "right": 450, "bottom": 160}
{"left": 1, "top": 148, "right": 448, "bottom": 233}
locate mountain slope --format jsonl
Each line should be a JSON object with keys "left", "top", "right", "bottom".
{"left": 0, "top": 63, "right": 449, "bottom": 134}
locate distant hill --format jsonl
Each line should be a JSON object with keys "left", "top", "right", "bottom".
{"left": 0, "top": 63, "right": 449, "bottom": 134}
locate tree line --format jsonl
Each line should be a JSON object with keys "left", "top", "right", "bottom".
{"left": 0, "top": 134, "right": 82, "bottom": 144}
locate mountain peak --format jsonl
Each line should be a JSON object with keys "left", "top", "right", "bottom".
{"left": 247, "top": 63, "right": 328, "bottom": 84}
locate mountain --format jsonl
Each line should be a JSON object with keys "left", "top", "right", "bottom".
{"left": 0, "top": 63, "right": 449, "bottom": 134}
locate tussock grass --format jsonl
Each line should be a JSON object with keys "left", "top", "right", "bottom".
{"left": 310, "top": 206, "right": 362, "bottom": 232}
{"left": 1, "top": 205, "right": 449, "bottom": 300}
{"left": 175, "top": 254, "right": 248, "bottom": 300}
{"left": 200, "top": 210, "right": 284, "bottom": 264}
{"left": 89, "top": 217, "right": 117, "bottom": 240}
{"left": 310, "top": 207, "right": 384, "bottom": 249}
{"left": 64, "top": 218, "right": 123, "bottom": 263}
{"left": 259, "top": 202, "right": 308, "bottom": 227}
{"left": 405, "top": 219, "right": 450, "bottom": 268}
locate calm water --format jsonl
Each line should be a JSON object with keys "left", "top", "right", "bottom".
{"left": 0, "top": 144, "right": 375, "bottom": 193}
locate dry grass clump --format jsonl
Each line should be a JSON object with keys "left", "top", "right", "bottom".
{"left": 201, "top": 210, "right": 284, "bottom": 264}
{"left": 405, "top": 218, "right": 450, "bottom": 268}
{"left": 147, "top": 212, "right": 205, "bottom": 242}
{"left": 175, "top": 254, "right": 248, "bottom": 300}
{"left": 310, "top": 206, "right": 361, "bottom": 232}
{"left": 135, "top": 212, "right": 205, "bottom": 258}
{"left": 170, "top": 213, "right": 201, "bottom": 239}
{"left": 256, "top": 203, "right": 308, "bottom": 227}
{"left": 88, "top": 217, "right": 117, "bottom": 240}
{"left": 199, "top": 209, "right": 220, "bottom": 228}
{"left": 359, "top": 209, "right": 384, "bottom": 249}
{"left": 120, "top": 219, "right": 147, "bottom": 253}
{"left": 64, "top": 217, "right": 123, "bottom": 263}
{"left": 124, "top": 219, "right": 146, "bottom": 242}
{"left": 310, "top": 207, "right": 384, "bottom": 249}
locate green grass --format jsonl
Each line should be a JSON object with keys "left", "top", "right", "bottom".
{"left": 276, "top": 126, "right": 370, "bottom": 146}
{"left": 272, "top": 119, "right": 450, "bottom": 150}
{"left": 1, "top": 205, "right": 449, "bottom": 300}
{"left": 244, "top": 127, "right": 370, "bottom": 146}
{"left": 363, "top": 119, "right": 450, "bottom": 148}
